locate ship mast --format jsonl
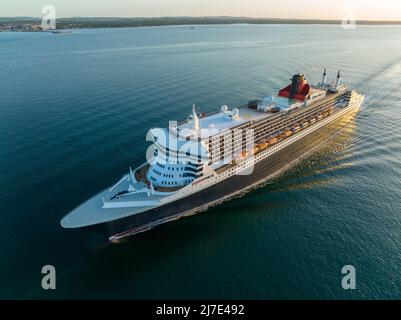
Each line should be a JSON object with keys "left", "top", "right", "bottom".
{"left": 336, "top": 70, "right": 341, "bottom": 90}
{"left": 322, "top": 68, "right": 327, "bottom": 85}
{"left": 192, "top": 104, "right": 200, "bottom": 131}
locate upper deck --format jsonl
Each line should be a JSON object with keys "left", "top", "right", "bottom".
{"left": 174, "top": 85, "right": 342, "bottom": 141}
{"left": 177, "top": 106, "right": 267, "bottom": 138}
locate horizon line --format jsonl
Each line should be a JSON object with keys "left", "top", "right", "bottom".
{"left": 1, "top": 15, "right": 401, "bottom": 23}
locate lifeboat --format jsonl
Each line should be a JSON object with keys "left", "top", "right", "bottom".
{"left": 253, "top": 146, "right": 260, "bottom": 154}
{"left": 240, "top": 151, "right": 249, "bottom": 159}
{"left": 317, "top": 114, "right": 324, "bottom": 120}
{"left": 267, "top": 137, "right": 278, "bottom": 145}
{"left": 324, "top": 111, "right": 329, "bottom": 117}
{"left": 283, "top": 130, "right": 292, "bottom": 137}
{"left": 301, "top": 121, "right": 309, "bottom": 128}
{"left": 309, "top": 117, "right": 316, "bottom": 124}
{"left": 258, "top": 142, "right": 268, "bottom": 150}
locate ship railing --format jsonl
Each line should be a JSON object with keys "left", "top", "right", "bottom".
{"left": 109, "top": 188, "right": 151, "bottom": 200}
{"left": 176, "top": 110, "right": 221, "bottom": 126}
{"left": 109, "top": 174, "right": 129, "bottom": 192}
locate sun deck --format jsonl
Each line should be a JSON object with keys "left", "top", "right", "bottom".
{"left": 175, "top": 87, "right": 334, "bottom": 141}
{"left": 176, "top": 105, "right": 277, "bottom": 140}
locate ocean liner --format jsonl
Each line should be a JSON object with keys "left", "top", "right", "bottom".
{"left": 61, "top": 71, "right": 364, "bottom": 242}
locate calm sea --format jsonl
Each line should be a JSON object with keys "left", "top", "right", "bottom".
{"left": 0, "top": 25, "right": 401, "bottom": 299}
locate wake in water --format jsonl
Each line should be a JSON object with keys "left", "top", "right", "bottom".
{"left": 357, "top": 56, "right": 401, "bottom": 109}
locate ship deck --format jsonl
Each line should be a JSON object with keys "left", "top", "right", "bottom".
{"left": 176, "top": 105, "right": 266, "bottom": 139}
{"left": 176, "top": 89, "right": 341, "bottom": 140}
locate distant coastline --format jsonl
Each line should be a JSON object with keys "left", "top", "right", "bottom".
{"left": 1, "top": 16, "right": 401, "bottom": 32}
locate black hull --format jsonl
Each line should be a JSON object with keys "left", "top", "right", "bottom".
{"left": 86, "top": 108, "right": 359, "bottom": 240}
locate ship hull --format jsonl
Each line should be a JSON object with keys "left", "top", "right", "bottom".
{"left": 82, "top": 106, "right": 360, "bottom": 241}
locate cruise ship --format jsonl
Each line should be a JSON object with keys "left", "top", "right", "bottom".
{"left": 61, "top": 71, "right": 364, "bottom": 242}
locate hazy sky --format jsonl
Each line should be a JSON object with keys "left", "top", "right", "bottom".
{"left": 1, "top": 0, "right": 401, "bottom": 20}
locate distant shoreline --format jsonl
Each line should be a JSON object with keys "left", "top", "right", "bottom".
{"left": 1, "top": 16, "right": 401, "bottom": 32}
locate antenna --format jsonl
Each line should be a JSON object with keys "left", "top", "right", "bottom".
{"left": 336, "top": 70, "right": 341, "bottom": 89}
{"left": 192, "top": 104, "right": 200, "bottom": 131}
{"left": 322, "top": 68, "right": 327, "bottom": 84}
